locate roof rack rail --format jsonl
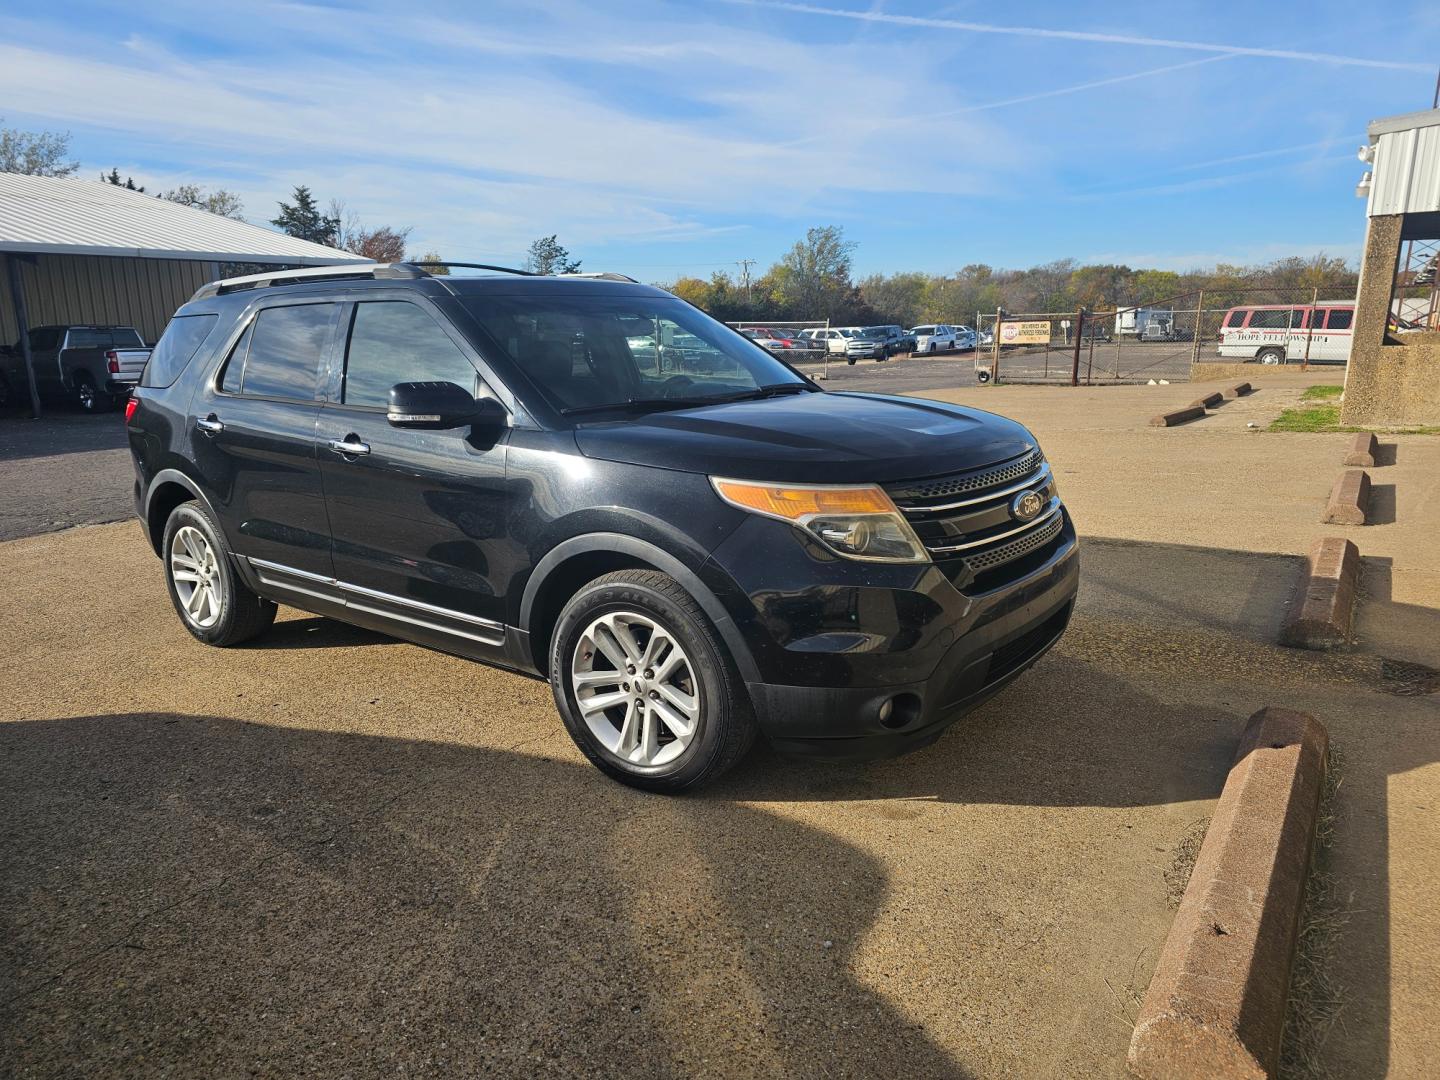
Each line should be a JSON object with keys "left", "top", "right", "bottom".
{"left": 409, "top": 261, "right": 535, "bottom": 277}
{"left": 190, "top": 262, "right": 418, "bottom": 301}
{"left": 558, "top": 271, "right": 639, "bottom": 283}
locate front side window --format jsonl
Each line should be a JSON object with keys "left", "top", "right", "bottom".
{"left": 461, "top": 293, "right": 807, "bottom": 415}
{"left": 1224, "top": 310, "right": 1247, "bottom": 328}
{"left": 142, "top": 314, "right": 218, "bottom": 388}
{"left": 234, "top": 304, "right": 335, "bottom": 400}
{"left": 1327, "top": 308, "right": 1353, "bottom": 330}
{"left": 343, "top": 302, "right": 477, "bottom": 407}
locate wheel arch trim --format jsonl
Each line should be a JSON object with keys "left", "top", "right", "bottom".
{"left": 519, "top": 532, "right": 760, "bottom": 683}
{"left": 143, "top": 469, "right": 224, "bottom": 553}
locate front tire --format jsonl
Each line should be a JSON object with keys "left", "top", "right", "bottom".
{"left": 1257, "top": 347, "right": 1285, "bottom": 365}
{"left": 550, "top": 570, "right": 756, "bottom": 792}
{"left": 162, "top": 502, "right": 277, "bottom": 646}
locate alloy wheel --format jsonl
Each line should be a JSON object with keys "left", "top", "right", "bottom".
{"left": 170, "top": 525, "right": 222, "bottom": 628}
{"left": 571, "top": 610, "right": 701, "bottom": 767}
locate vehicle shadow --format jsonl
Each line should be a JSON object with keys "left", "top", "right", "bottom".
{"left": 0, "top": 713, "right": 973, "bottom": 1079}
{"left": 248, "top": 615, "right": 394, "bottom": 650}
{"left": 0, "top": 412, "right": 128, "bottom": 464}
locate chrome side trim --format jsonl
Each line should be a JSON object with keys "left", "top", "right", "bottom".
{"left": 927, "top": 500, "right": 1064, "bottom": 553}
{"left": 898, "top": 463, "right": 1052, "bottom": 514}
{"left": 336, "top": 579, "right": 504, "bottom": 630}
{"left": 244, "top": 556, "right": 506, "bottom": 642}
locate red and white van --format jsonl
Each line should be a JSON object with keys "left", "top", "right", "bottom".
{"left": 1216, "top": 303, "right": 1354, "bottom": 365}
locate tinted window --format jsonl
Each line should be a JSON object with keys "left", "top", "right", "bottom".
{"left": 141, "top": 314, "right": 219, "bottom": 388}
{"left": 112, "top": 328, "right": 144, "bottom": 348}
{"left": 1291, "top": 309, "right": 1309, "bottom": 328}
{"left": 1327, "top": 308, "right": 1353, "bottom": 330}
{"left": 238, "top": 304, "right": 334, "bottom": 400}
{"left": 67, "top": 329, "right": 112, "bottom": 348}
{"left": 219, "top": 322, "right": 252, "bottom": 394}
{"left": 1248, "top": 309, "right": 1291, "bottom": 329}
{"left": 1224, "top": 310, "right": 1247, "bottom": 328}
{"left": 343, "top": 302, "right": 477, "bottom": 407}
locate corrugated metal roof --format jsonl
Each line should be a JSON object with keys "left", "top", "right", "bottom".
{"left": 0, "top": 173, "right": 371, "bottom": 264}
{"left": 1364, "top": 108, "right": 1440, "bottom": 218}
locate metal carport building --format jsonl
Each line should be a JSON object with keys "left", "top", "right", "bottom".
{"left": 1, "top": 173, "right": 367, "bottom": 415}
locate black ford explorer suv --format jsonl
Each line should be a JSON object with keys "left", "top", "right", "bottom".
{"left": 126, "top": 262, "right": 1077, "bottom": 792}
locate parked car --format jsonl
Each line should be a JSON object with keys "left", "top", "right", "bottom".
{"left": 799, "top": 328, "right": 850, "bottom": 356}
{"left": 1217, "top": 303, "right": 1354, "bottom": 365}
{"left": 844, "top": 328, "right": 890, "bottom": 363}
{"left": 910, "top": 325, "right": 958, "bottom": 353}
{"left": 739, "top": 327, "right": 820, "bottom": 357}
{"left": 862, "top": 325, "right": 909, "bottom": 358}
{"left": 2, "top": 324, "right": 150, "bottom": 412}
{"left": 953, "top": 326, "right": 979, "bottom": 351}
{"left": 127, "top": 262, "right": 1077, "bottom": 792}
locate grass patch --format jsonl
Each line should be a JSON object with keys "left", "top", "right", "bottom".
{"left": 1270, "top": 395, "right": 1440, "bottom": 434}
{"left": 1278, "top": 745, "right": 1348, "bottom": 1080}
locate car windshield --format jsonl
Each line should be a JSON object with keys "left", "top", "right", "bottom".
{"left": 460, "top": 293, "right": 810, "bottom": 416}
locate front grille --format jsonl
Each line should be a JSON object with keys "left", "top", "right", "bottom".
{"left": 962, "top": 510, "right": 1063, "bottom": 572}
{"left": 884, "top": 449, "right": 1064, "bottom": 581}
{"left": 887, "top": 449, "right": 1042, "bottom": 503}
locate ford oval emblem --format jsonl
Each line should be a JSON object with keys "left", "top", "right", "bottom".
{"left": 1010, "top": 490, "right": 1044, "bottom": 522}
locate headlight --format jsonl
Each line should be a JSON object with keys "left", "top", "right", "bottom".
{"left": 711, "top": 477, "right": 929, "bottom": 563}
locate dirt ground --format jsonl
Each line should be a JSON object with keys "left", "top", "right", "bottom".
{"left": 2, "top": 376, "right": 1436, "bottom": 1078}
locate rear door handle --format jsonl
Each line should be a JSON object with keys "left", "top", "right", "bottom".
{"left": 196, "top": 415, "right": 224, "bottom": 435}
{"left": 328, "top": 436, "right": 371, "bottom": 457}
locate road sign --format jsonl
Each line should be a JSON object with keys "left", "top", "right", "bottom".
{"left": 999, "top": 320, "right": 1050, "bottom": 345}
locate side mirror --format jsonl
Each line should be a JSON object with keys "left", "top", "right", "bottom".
{"left": 387, "top": 381, "right": 505, "bottom": 430}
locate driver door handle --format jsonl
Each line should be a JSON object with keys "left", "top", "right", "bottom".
{"left": 328, "top": 436, "right": 371, "bottom": 457}
{"left": 196, "top": 415, "right": 224, "bottom": 435}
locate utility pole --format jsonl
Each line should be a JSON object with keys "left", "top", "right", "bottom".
{"left": 736, "top": 259, "right": 756, "bottom": 300}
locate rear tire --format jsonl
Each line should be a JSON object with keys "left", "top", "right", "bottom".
{"left": 73, "top": 372, "right": 113, "bottom": 413}
{"left": 1257, "top": 347, "right": 1285, "bottom": 365}
{"left": 162, "top": 501, "right": 277, "bottom": 647}
{"left": 550, "top": 570, "right": 756, "bottom": 793}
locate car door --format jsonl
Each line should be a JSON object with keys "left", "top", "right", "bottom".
{"left": 315, "top": 296, "right": 515, "bottom": 659}
{"left": 187, "top": 299, "right": 339, "bottom": 581}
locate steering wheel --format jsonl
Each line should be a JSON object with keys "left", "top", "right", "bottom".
{"left": 660, "top": 374, "right": 696, "bottom": 399}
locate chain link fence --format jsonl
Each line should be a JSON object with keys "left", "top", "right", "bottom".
{"left": 972, "top": 286, "right": 1358, "bottom": 384}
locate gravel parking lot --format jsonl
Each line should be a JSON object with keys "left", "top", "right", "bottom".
{"left": 3, "top": 380, "right": 1435, "bottom": 1078}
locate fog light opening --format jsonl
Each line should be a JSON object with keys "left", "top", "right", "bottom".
{"left": 878, "top": 693, "right": 922, "bottom": 730}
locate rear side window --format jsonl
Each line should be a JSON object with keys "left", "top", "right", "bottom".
{"left": 229, "top": 304, "right": 335, "bottom": 400}
{"left": 1224, "top": 310, "right": 1247, "bottom": 328}
{"left": 1327, "top": 308, "right": 1353, "bottom": 330}
{"left": 342, "top": 301, "right": 477, "bottom": 407}
{"left": 1248, "top": 310, "right": 1290, "bottom": 329}
{"left": 141, "top": 314, "right": 219, "bottom": 388}
{"left": 67, "top": 328, "right": 111, "bottom": 348}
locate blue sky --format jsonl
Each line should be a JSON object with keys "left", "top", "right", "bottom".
{"left": 2, "top": 0, "right": 1436, "bottom": 279}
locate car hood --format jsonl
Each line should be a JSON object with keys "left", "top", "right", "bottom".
{"left": 572, "top": 391, "right": 1035, "bottom": 483}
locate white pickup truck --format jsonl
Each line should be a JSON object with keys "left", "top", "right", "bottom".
{"left": 0, "top": 325, "right": 151, "bottom": 412}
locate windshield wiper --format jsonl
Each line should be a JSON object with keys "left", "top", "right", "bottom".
{"left": 718, "top": 383, "right": 813, "bottom": 402}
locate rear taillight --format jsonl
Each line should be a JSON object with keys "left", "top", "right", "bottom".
{"left": 106, "top": 350, "right": 120, "bottom": 373}
{"left": 124, "top": 397, "right": 138, "bottom": 423}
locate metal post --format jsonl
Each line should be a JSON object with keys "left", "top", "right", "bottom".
{"left": 5, "top": 254, "right": 42, "bottom": 419}
{"left": 1069, "top": 308, "right": 1085, "bottom": 386}
{"left": 1302, "top": 286, "right": 1317, "bottom": 371}
{"left": 1190, "top": 290, "right": 1205, "bottom": 368}
{"left": 991, "top": 307, "right": 1002, "bottom": 385}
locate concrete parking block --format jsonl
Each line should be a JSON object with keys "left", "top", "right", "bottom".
{"left": 1190, "top": 392, "right": 1224, "bottom": 410}
{"left": 1323, "top": 469, "right": 1371, "bottom": 525}
{"left": 1343, "top": 432, "right": 1379, "bottom": 468}
{"left": 1279, "top": 537, "right": 1360, "bottom": 650}
{"left": 1149, "top": 406, "right": 1206, "bottom": 427}
{"left": 1223, "top": 382, "right": 1253, "bottom": 399}
{"left": 1128, "top": 707, "right": 1329, "bottom": 1080}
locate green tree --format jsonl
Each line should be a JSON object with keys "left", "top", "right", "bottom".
{"left": 770, "top": 225, "right": 857, "bottom": 318}
{"left": 0, "top": 120, "right": 78, "bottom": 176}
{"left": 1131, "top": 269, "right": 1181, "bottom": 304}
{"left": 412, "top": 251, "right": 449, "bottom": 275}
{"left": 524, "top": 235, "right": 582, "bottom": 275}
{"left": 102, "top": 168, "right": 145, "bottom": 192}
{"left": 271, "top": 185, "right": 340, "bottom": 246}
{"left": 163, "top": 183, "right": 244, "bottom": 220}
{"left": 858, "top": 272, "right": 928, "bottom": 327}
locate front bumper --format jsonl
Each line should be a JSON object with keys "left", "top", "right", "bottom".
{"left": 703, "top": 511, "right": 1079, "bottom": 759}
